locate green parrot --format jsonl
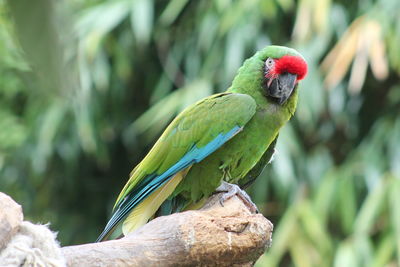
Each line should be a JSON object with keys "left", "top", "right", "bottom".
{"left": 97, "top": 45, "right": 307, "bottom": 242}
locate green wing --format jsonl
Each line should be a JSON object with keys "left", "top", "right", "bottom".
{"left": 115, "top": 92, "right": 257, "bottom": 206}
{"left": 97, "top": 92, "right": 256, "bottom": 241}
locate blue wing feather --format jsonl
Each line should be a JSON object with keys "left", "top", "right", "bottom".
{"left": 96, "top": 126, "right": 241, "bottom": 242}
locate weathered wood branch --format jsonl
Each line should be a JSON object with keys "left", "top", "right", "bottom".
{"left": 0, "top": 193, "right": 23, "bottom": 251}
{"left": 0, "top": 192, "right": 273, "bottom": 266}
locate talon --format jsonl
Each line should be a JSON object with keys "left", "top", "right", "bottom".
{"left": 215, "top": 181, "right": 259, "bottom": 213}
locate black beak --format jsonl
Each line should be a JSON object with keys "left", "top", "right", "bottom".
{"left": 266, "top": 73, "right": 297, "bottom": 105}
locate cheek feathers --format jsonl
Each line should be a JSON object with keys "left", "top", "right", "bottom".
{"left": 274, "top": 55, "right": 308, "bottom": 80}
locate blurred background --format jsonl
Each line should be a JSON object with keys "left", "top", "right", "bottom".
{"left": 0, "top": 0, "right": 399, "bottom": 266}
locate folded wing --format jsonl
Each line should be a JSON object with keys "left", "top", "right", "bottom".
{"left": 97, "top": 93, "right": 256, "bottom": 241}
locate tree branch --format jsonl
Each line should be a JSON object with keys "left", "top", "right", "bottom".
{"left": 0, "top": 192, "right": 273, "bottom": 266}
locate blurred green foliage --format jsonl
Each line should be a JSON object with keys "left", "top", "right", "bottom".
{"left": 0, "top": 0, "right": 399, "bottom": 265}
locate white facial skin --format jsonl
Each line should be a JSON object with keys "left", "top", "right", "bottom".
{"left": 264, "top": 57, "right": 275, "bottom": 88}
{"left": 265, "top": 57, "right": 275, "bottom": 72}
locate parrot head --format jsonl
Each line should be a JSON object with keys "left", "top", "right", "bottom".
{"left": 230, "top": 45, "right": 308, "bottom": 105}
{"left": 261, "top": 46, "right": 307, "bottom": 105}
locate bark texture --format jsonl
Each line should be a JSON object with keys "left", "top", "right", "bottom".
{"left": 62, "top": 194, "right": 273, "bottom": 266}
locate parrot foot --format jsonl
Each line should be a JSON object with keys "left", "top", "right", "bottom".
{"left": 215, "top": 181, "right": 259, "bottom": 214}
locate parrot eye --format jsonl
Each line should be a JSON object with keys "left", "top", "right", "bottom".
{"left": 265, "top": 58, "right": 275, "bottom": 71}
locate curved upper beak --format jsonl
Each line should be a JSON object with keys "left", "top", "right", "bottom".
{"left": 266, "top": 73, "right": 297, "bottom": 105}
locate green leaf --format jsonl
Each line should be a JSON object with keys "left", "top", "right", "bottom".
{"left": 371, "top": 234, "right": 395, "bottom": 267}
{"left": 389, "top": 178, "right": 400, "bottom": 264}
{"left": 130, "top": 0, "right": 153, "bottom": 45}
{"left": 354, "top": 179, "right": 387, "bottom": 236}
{"left": 0, "top": 109, "right": 27, "bottom": 150}
{"left": 298, "top": 200, "right": 333, "bottom": 258}
{"left": 159, "top": 0, "right": 189, "bottom": 26}
{"left": 337, "top": 174, "right": 357, "bottom": 234}
{"left": 333, "top": 240, "right": 358, "bottom": 267}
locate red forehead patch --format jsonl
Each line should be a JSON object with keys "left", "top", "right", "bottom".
{"left": 274, "top": 55, "right": 308, "bottom": 80}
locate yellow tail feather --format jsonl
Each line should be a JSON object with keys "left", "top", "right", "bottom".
{"left": 122, "top": 167, "right": 191, "bottom": 235}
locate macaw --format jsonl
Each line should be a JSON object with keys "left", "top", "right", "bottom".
{"left": 97, "top": 45, "right": 307, "bottom": 241}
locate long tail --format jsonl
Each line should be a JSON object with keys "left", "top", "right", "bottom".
{"left": 96, "top": 168, "right": 189, "bottom": 242}
{"left": 121, "top": 167, "right": 190, "bottom": 234}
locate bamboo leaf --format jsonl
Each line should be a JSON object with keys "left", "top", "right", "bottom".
{"left": 389, "top": 178, "right": 400, "bottom": 264}
{"left": 354, "top": 180, "right": 387, "bottom": 236}
{"left": 333, "top": 241, "right": 358, "bottom": 267}
{"left": 299, "top": 200, "right": 333, "bottom": 258}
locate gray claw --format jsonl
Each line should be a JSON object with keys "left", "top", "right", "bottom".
{"left": 215, "top": 181, "right": 259, "bottom": 213}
